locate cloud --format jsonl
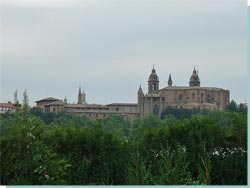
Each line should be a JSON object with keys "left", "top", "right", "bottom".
{"left": 0, "top": 0, "right": 247, "bottom": 105}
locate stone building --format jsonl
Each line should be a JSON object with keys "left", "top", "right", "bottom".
{"left": 44, "top": 100, "right": 65, "bottom": 112}
{"left": 138, "top": 67, "right": 230, "bottom": 118}
{"left": 35, "top": 67, "right": 230, "bottom": 121}
{"left": 35, "top": 97, "right": 60, "bottom": 112}
{"left": 36, "top": 87, "right": 138, "bottom": 121}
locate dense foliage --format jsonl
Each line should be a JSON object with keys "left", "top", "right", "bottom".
{"left": 0, "top": 106, "right": 247, "bottom": 185}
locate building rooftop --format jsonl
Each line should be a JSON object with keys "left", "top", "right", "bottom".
{"left": 65, "top": 103, "right": 109, "bottom": 109}
{"left": 160, "top": 86, "right": 228, "bottom": 91}
{"left": 0, "top": 103, "right": 16, "bottom": 108}
{"left": 45, "top": 100, "right": 64, "bottom": 106}
{"left": 107, "top": 103, "right": 138, "bottom": 106}
{"left": 35, "top": 97, "right": 60, "bottom": 103}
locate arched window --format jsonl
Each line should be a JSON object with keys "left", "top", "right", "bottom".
{"left": 153, "top": 104, "right": 159, "bottom": 115}
{"left": 153, "top": 83, "right": 157, "bottom": 91}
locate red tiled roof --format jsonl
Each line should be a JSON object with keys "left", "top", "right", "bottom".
{"left": 0, "top": 103, "right": 16, "bottom": 108}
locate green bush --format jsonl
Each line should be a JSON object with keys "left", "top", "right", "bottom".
{"left": 0, "top": 109, "right": 247, "bottom": 185}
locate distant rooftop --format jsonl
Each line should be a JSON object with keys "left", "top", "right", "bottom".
{"left": 35, "top": 97, "right": 60, "bottom": 103}
{"left": 0, "top": 103, "right": 16, "bottom": 108}
{"left": 160, "top": 86, "right": 227, "bottom": 91}
{"left": 45, "top": 100, "right": 64, "bottom": 106}
{"left": 107, "top": 103, "right": 138, "bottom": 106}
{"left": 65, "top": 103, "right": 108, "bottom": 109}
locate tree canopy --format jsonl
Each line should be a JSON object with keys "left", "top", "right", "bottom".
{"left": 0, "top": 106, "right": 247, "bottom": 185}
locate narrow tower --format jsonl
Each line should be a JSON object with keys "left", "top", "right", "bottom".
{"left": 168, "top": 74, "right": 172, "bottom": 87}
{"left": 137, "top": 85, "right": 144, "bottom": 118}
{"left": 77, "top": 87, "right": 82, "bottom": 104}
{"left": 77, "top": 86, "right": 86, "bottom": 104}
{"left": 148, "top": 66, "right": 159, "bottom": 93}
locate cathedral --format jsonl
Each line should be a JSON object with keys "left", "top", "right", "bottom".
{"left": 138, "top": 67, "right": 230, "bottom": 118}
{"left": 35, "top": 67, "right": 229, "bottom": 121}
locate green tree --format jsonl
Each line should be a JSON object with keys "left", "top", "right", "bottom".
{"left": 0, "top": 108, "right": 247, "bottom": 185}
{"left": 226, "top": 100, "right": 238, "bottom": 112}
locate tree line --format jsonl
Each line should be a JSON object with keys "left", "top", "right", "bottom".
{"left": 0, "top": 101, "right": 247, "bottom": 185}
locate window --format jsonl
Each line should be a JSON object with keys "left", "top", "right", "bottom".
{"left": 192, "top": 93, "right": 195, "bottom": 100}
{"left": 153, "top": 83, "right": 157, "bottom": 91}
{"left": 116, "top": 108, "right": 119, "bottom": 111}
{"left": 207, "top": 94, "right": 211, "bottom": 103}
{"left": 45, "top": 106, "right": 49, "bottom": 112}
{"left": 162, "top": 97, "right": 165, "bottom": 101}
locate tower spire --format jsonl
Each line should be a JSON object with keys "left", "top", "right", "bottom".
{"left": 168, "top": 74, "right": 172, "bottom": 87}
{"left": 148, "top": 67, "right": 159, "bottom": 93}
{"left": 78, "top": 86, "right": 81, "bottom": 95}
{"left": 138, "top": 84, "right": 144, "bottom": 95}
{"left": 189, "top": 67, "right": 200, "bottom": 87}
{"left": 78, "top": 86, "right": 82, "bottom": 104}
{"left": 152, "top": 65, "right": 156, "bottom": 73}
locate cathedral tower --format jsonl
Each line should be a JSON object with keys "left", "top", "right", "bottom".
{"left": 168, "top": 74, "right": 172, "bottom": 87}
{"left": 148, "top": 66, "right": 159, "bottom": 93}
{"left": 189, "top": 67, "right": 200, "bottom": 87}
{"left": 77, "top": 86, "right": 86, "bottom": 104}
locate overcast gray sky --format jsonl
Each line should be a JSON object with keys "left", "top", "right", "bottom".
{"left": 0, "top": 0, "right": 247, "bottom": 106}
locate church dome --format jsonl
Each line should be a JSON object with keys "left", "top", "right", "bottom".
{"left": 148, "top": 66, "right": 159, "bottom": 81}
{"left": 189, "top": 67, "right": 200, "bottom": 87}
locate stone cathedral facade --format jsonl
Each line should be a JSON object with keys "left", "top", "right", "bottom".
{"left": 36, "top": 67, "right": 229, "bottom": 121}
{"left": 137, "top": 67, "right": 230, "bottom": 118}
